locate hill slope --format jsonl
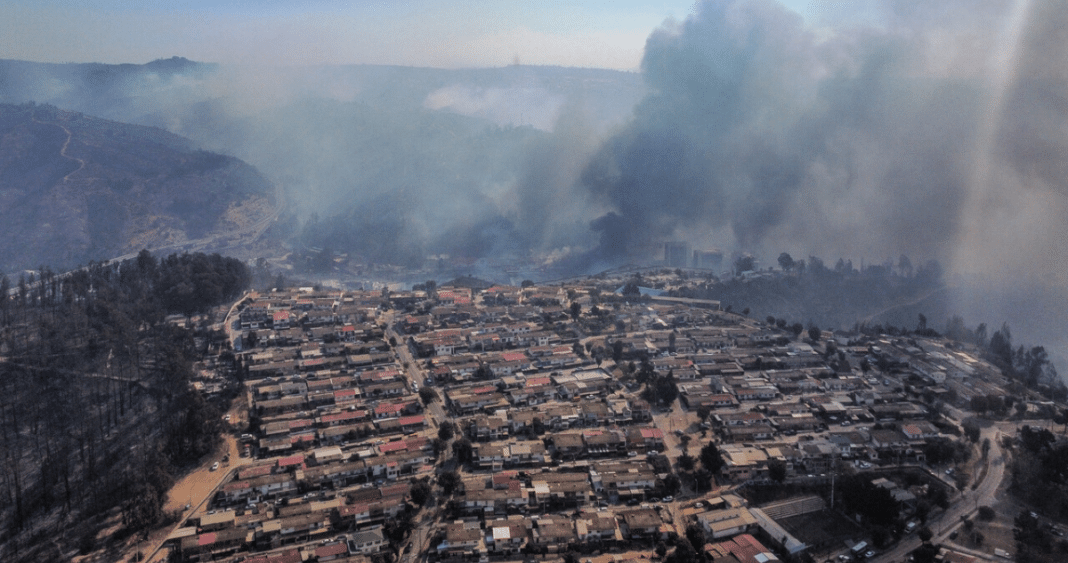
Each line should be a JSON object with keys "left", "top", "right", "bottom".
{"left": 0, "top": 103, "right": 275, "bottom": 272}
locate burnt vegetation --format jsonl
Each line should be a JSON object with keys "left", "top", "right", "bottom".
{"left": 0, "top": 251, "right": 249, "bottom": 562}
{"left": 668, "top": 254, "right": 945, "bottom": 331}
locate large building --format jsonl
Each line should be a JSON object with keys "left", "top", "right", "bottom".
{"left": 664, "top": 241, "right": 691, "bottom": 268}
{"left": 693, "top": 249, "right": 724, "bottom": 270}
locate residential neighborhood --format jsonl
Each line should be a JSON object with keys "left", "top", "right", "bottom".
{"left": 163, "top": 272, "right": 1052, "bottom": 563}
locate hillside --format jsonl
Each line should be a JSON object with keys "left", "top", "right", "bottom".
{"left": 0, "top": 103, "right": 275, "bottom": 272}
{"left": 0, "top": 59, "right": 645, "bottom": 267}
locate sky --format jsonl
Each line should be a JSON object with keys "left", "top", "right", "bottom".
{"left": 0, "top": 0, "right": 830, "bottom": 70}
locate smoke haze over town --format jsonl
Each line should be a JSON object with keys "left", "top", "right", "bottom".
{"left": 2, "top": 0, "right": 1068, "bottom": 359}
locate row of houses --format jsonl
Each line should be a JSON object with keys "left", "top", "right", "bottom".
{"left": 171, "top": 479, "right": 407, "bottom": 561}
{"left": 715, "top": 423, "right": 941, "bottom": 483}
{"left": 437, "top": 507, "right": 673, "bottom": 559}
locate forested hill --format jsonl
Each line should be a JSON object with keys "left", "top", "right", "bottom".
{"left": 0, "top": 252, "right": 248, "bottom": 562}
{"left": 0, "top": 103, "right": 275, "bottom": 272}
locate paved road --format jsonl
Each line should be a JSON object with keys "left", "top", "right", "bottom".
{"left": 872, "top": 425, "right": 1007, "bottom": 563}
{"left": 382, "top": 311, "right": 446, "bottom": 429}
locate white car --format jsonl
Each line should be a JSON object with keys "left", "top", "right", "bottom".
{"left": 211, "top": 462, "right": 220, "bottom": 471}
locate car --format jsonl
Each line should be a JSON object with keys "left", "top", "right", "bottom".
{"left": 662, "top": 496, "right": 674, "bottom": 502}
{"left": 945, "top": 468, "right": 954, "bottom": 475}
{"left": 211, "top": 462, "right": 219, "bottom": 471}
{"left": 864, "top": 551, "right": 875, "bottom": 559}
{"left": 223, "top": 414, "right": 231, "bottom": 421}
{"left": 693, "top": 502, "right": 704, "bottom": 509}
{"left": 674, "top": 429, "right": 684, "bottom": 436}
{"left": 628, "top": 451, "right": 638, "bottom": 458}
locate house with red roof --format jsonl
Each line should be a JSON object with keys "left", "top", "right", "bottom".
{"left": 315, "top": 541, "right": 349, "bottom": 561}
{"left": 277, "top": 454, "right": 305, "bottom": 472}
{"left": 627, "top": 427, "right": 666, "bottom": 452}
{"left": 706, "top": 534, "right": 781, "bottom": 563}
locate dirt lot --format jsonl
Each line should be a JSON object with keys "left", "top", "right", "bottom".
{"left": 118, "top": 402, "right": 251, "bottom": 563}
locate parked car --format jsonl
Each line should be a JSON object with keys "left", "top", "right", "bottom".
{"left": 211, "top": 462, "right": 219, "bottom": 471}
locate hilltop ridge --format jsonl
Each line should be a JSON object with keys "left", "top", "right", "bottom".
{"left": 0, "top": 102, "right": 276, "bottom": 271}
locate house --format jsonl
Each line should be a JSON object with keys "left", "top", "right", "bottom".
{"left": 719, "top": 445, "right": 770, "bottom": 482}
{"left": 715, "top": 411, "right": 769, "bottom": 427}
{"left": 316, "top": 541, "right": 350, "bottom": 561}
{"left": 485, "top": 518, "right": 530, "bottom": 554}
{"left": 618, "top": 508, "right": 664, "bottom": 539}
{"left": 695, "top": 507, "right": 758, "bottom": 539}
{"left": 575, "top": 514, "right": 619, "bottom": 543}
{"left": 552, "top": 433, "right": 586, "bottom": 459}
{"left": 723, "top": 423, "right": 775, "bottom": 442}
{"left": 706, "top": 533, "right": 782, "bottom": 563}
{"left": 530, "top": 518, "right": 577, "bottom": 548}
{"left": 583, "top": 429, "right": 628, "bottom": 456}
{"left": 178, "top": 528, "right": 249, "bottom": 561}
{"left": 627, "top": 427, "right": 665, "bottom": 452}
{"left": 439, "top": 522, "right": 485, "bottom": 558}
{"left": 347, "top": 527, "right": 387, "bottom": 555}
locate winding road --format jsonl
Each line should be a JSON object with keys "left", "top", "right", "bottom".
{"left": 873, "top": 424, "right": 1008, "bottom": 563}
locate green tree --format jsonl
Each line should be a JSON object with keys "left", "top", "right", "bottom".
{"left": 663, "top": 473, "right": 682, "bottom": 495}
{"left": 918, "top": 526, "right": 933, "bottom": 543}
{"left": 677, "top": 454, "right": 695, "bottom": 472}
{"left": 734, "top": 255, "right": 755, "bottom": 275}
{"left": 666, "top": 538, "right": 698, "bottom": 563}
{"left": 777, "top": 252, "right": 795, "bottom": 271}
{"left": 419, "top": 386, "right": 439, "bottom": 405}
{"left": 700, "top": 441, "right": 724, "bottom": 475}
{"left": 409, "top": 478, "right": 433, "bottom": 507}
{"left": 768, "top": 459, "right": 787, "bottom": 483}
{"left": 451, "top": 438, "right": 473, "bottom": 464}
{"left": 437, "top": 421, "right": 456, "bottom": 441}
{"left": 439, "top": 471, "right": 461, "bottom": 496}
{"left": 685, "top": 522, "right": 707, "bottom": 553}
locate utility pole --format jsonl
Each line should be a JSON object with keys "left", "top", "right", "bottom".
{"left": 830, "top": 457, "right": 837, "bottom": 510}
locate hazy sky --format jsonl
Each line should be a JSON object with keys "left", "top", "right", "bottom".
{"left": 0, "top": 0, "right": 831, "bottom": 69}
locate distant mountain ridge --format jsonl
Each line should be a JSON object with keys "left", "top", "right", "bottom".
{"left": 0, "top": 102, "right": 275, "bottom": 272}
{"left": 0, "top": 58, "right": 645, "bottom": 269}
